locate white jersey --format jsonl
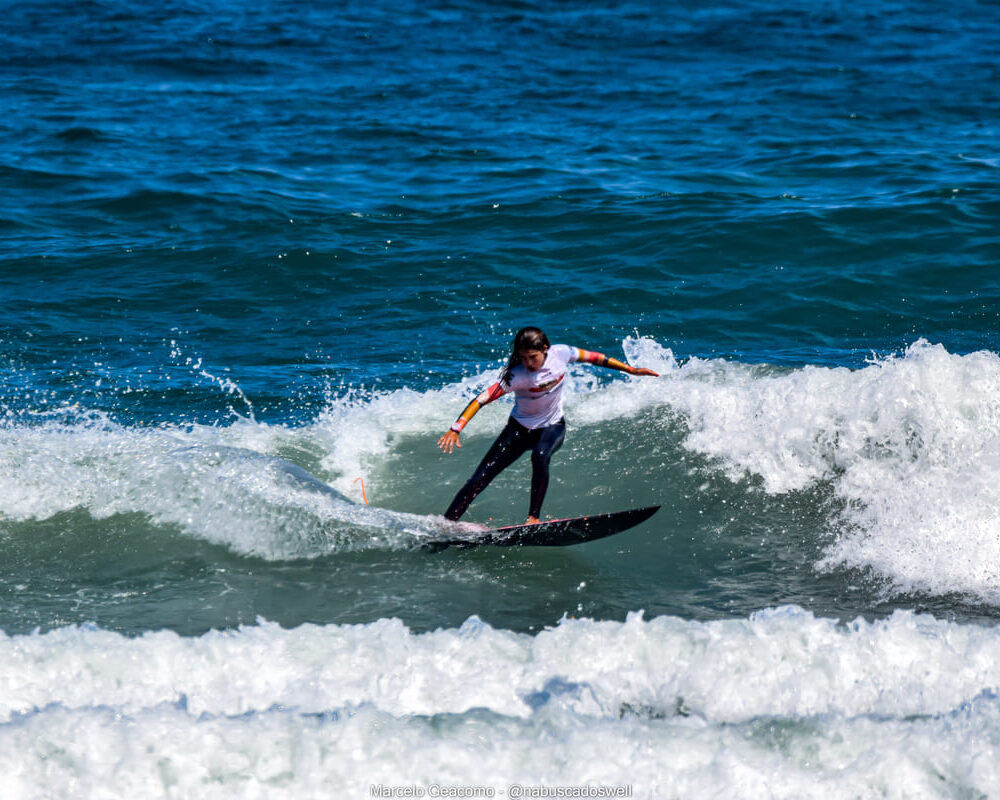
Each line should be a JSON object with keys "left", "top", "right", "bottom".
{"left": 503, "top": 344, "right": 578, "bottom": 429}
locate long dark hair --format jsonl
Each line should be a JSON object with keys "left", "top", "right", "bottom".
{"left": 500, "top": 326, "right": 550, "bottom": 384}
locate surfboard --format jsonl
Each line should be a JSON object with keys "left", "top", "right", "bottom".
{"left": 428, "top": 505, "right": 660, "bottom": 550}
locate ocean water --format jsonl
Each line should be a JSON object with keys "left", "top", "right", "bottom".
{"left": 2, "top": 0, "right": 1000, "bottom": 797}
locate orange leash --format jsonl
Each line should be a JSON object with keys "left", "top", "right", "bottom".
{"left": 353, "top": 477, "right": 369, "bottom": 505}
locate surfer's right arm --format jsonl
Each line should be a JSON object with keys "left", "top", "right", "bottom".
{"left": 438, "top": 382, "right": 507, "bottom": 454}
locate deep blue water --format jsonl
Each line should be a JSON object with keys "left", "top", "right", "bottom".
{"left": 6, "top": 1, "right": 999, "bottom": 401}
{"left": 3, "top": 2, "right": 1000, "bottom": 795}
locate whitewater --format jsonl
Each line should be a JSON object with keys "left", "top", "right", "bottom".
{"left": 2, "top": 609, "right": 999, "bottom": 799}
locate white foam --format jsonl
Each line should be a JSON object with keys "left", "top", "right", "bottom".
{"left": 0, "top": 410, "right": 447, "bottom": 558}
{"left": 2, "top": 608, "right": 999, "bottom": 798}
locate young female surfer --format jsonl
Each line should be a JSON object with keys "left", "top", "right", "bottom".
{"left": 437, "top": 327, "right": 659, "bottom": 524}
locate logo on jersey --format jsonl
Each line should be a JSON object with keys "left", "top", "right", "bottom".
{"left": 529, "top": 374, "right": 564, "bottom": 393}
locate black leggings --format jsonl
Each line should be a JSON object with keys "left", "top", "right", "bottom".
{"left": 444, "top": 417, "right": 566, "bottom": 521}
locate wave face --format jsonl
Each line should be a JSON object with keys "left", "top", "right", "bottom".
{"left": 3, "top": 338, "right": 1000, "bottom": 639}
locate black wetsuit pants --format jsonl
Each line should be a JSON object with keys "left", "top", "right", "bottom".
{"left": 444, "top": 417, "right": 566, "bottom": 521}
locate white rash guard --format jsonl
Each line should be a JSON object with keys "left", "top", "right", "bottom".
{"left": 503, "top": 344, "right": 578, "bottom": 429}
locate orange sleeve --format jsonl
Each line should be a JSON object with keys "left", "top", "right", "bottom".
{"left": 575, "top": 348, "right": 632, "bottom": 373}
{"left": 450, "top": 382, "right": 507, "bottom": 432}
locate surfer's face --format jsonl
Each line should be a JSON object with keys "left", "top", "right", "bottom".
{"left": 519, "top": 348, "right": 547, "bottom": 372}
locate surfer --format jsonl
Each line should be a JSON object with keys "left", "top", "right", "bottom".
{"left": 438, "top": 327, "right": 659, "bottom": 524}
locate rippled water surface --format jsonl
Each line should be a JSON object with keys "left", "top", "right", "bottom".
{"left": 3, "top": 1, "right": 1000, "bottom": 796}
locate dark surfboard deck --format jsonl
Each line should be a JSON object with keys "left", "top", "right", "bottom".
{"left": 428, "top": 505, "right": 660, "bottom": 550}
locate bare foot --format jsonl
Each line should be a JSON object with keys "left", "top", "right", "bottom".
{"left": 526, "top": 516, "right": 541, "bottom": 525}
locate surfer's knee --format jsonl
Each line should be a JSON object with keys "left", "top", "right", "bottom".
{"left": 532, "top": 436, "right": 562, "bottom": 466}
{"left": 530, "top": 449, "right": 553, "bottom": 471}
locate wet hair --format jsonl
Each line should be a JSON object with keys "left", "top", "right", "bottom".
{"left": 500, "top": 326, "right": 550, "bottom": 384}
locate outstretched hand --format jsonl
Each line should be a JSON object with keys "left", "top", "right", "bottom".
{"left": 438, "top": 429, "right": 461, "bottom": 454}
{"left": 628, "top": 366, "right": 659, "bottom": 377}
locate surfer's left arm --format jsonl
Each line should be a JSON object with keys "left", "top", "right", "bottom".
{"left": 574, "top": 348, "right": 659, "bottom": 377}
